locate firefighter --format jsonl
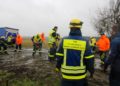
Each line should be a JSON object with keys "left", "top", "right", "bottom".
{"left": 15, "top": 34, "right": 23, "bottom": 52}
{"left": 40, "top": 32, "right": 46, "bottom": 49}
{"left": 56, "top": 33, "right": 61, "bottom": 48}
{"left": 96, "top": 32, "right": 110, "bottom": 65}
{"left": 40, "top": 32, "right": 45, "bottom": 42}
{"left": 32, "top": 34, "right": 42, "bottom": 56}
{"left": 48, "top": 26, "right": 58, "bottom": 62}
{"left": 0, "top": 36, "right": 8, "bottom": 54}
{"left": 89, "top": 37, "right": 96, "bottom": 53}
{"left": 104, "top": 24, "right": 120, "bottom": 86}
{"left": 7, "top": 33, "right": 13, "bottom": 47}
{"left": 11, "top": 33, "right": 17, "bottom": 47}
{"left": 55, "top": 19, "right": 94, "bottom": 86}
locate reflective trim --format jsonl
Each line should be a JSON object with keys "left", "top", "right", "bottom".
{"left": 81, "top": 50, "right": 85, "bottom": 66}
{"left": 63, "top": 49, "right": 67, "bottom": 66}
{"left": 69, "top": 25, "right": 82, "bottom": 28}
{"left": 62, "top": 73, "right": 86, "bottom": 80}
{"left": 70, "top": 22, "right": 83, "bottom": 26}
{"left": 48, "top": 54, "right": 54, "bottom": 57}
{"left": 85, "top": 55, "right": 94, "bottom": 59}
{"left": 62, "top": 66, "right": 85, "bottom": 70}
{"left": 56, "top": 53, "right": 64, "bottom": 56}
{"left": 63, "top": 39, "right": 86, "bottom": 50}
{"left": 61, "top": 39, "right": 87, "bottom": 80}
{"left": 61, "top": 68, "right": 85, "bottom": 74}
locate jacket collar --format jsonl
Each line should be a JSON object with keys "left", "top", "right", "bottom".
{"left": 69, "top": 29, "right": 82, "bottom": 36}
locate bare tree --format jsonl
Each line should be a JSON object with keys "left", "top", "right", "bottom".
{"left": 93, "top": 0, "right": 120, "bottom": 36}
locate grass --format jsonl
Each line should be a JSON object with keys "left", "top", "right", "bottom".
{"left": 22, "top": 37, "right": 49, "bottom": 49}
{"left": 22, "top": 37, "right": 33, "bottom": 48}
{"left": 0, "top": 70, "right": 60, "bottom": 86}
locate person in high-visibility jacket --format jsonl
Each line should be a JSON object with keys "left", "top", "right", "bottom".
{"left": 15, "top": 34, "right": 23, "bottom": 51}
{"left": 55, "top": 19, "right": 94, "bottom": 86}
{"left": 40, "top": 32, "right": 45, "bottom": 42}
{"left": 56, "top": 33, "right": 61, "bottom": 48}
{"left": 48, "top": 26, "right": 58, "bottom": 62}
{"left": 40, "top": 32, "right": 46, "bottom": 49}
{"left": 96, "top": 32, "right": 110, "bottom": 65}
{"left": 0, "top": 36, "right": 8, "bottom": 54}
{"left": 32, "top": 34, "right": 42, "bottom": 56}
{"left": 89, "top": 37, "right": 96, "bottom": 53}
{"left": 7, "top": 33, "right": 13, "bottom": 46}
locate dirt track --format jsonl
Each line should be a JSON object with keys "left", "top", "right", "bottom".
{"left": 0, "top": 49, "right": 109, "bottom": 86}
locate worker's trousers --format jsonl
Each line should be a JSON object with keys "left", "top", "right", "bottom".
{"left": 33, "top": 43, "right": 42, "bottom": 51}
{"left": 16, "top": 44, "right": 22, "bottom": 50}
{"left": 98, "top": 51, "right": 108, "bottom": 64}
{"left": 48, "top": 43, "right": 57, "bottom": 61}
{"left": 61, "top": 79, "right": 88, "bottom": 86}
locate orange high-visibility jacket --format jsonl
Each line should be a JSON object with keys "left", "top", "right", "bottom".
{"left": 16, "top": 34, "right": 23, "bottom": 45}
{"left": 96, "top": 35, "right": 110, "bottom": 51}
{"left": 40, "top": 33, "right": 45, "bottom": 42}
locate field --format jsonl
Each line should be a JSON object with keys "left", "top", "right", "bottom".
{"left": 22, "top": 37, "right": 49, "bottom": 49}
{"left": 0, "top": 37, "right": 109, "bottom": 86}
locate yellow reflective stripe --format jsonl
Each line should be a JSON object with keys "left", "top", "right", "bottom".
{"left": 80, "top": 50, "right": 85, "bottom": 66}
{"left": 85, "top": 55, "right": 94, "bottom": 59}
{"left": 62, "top": 66, "right": 85, "bottom": 70}
{"left": 69, "top": 25, "right": 82, "bottom": 28}
{"left": 48, "top": 54, "right": 54, "bottom": 57}
{"left": 56, "top": 53, "right": 64, "bottom": 56}
{"left": 61, "top": 69, "right": 85, "bottom": 74}
{"left": 62, "top": 74, "right": 86, "bottom": 80}
{"left": 48, "top": 36, "right": 56, "bottom": 43}
{"left": 63, "top": 39, "right": 86, "bottom": 50}
{"left": 63, "top": 49, "right": 67, "bottom": 66}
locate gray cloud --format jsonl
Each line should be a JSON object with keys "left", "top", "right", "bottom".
{"left": 0, "top": 0, "right": 109, "bottom": 37}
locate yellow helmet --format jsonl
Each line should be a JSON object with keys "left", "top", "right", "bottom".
{"left": 69, "top": 19, "right": 83, "bottom": 29}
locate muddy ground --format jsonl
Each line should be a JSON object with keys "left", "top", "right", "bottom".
{"left": 0, "top": 49, "right": 109, "bottom": 86}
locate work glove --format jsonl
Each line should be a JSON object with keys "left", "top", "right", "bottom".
{"left": 55, "top": 68, "right": 60, "bottom": 72}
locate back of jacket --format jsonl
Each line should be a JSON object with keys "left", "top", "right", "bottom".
{"left": 16, "top": 35, "right": 23, "bottom": 45}
{"left": 96, "top": 35, "right": 110, "bottom": 51}
{"left": 56, "top": 30, "right": 94, "bottom": 80}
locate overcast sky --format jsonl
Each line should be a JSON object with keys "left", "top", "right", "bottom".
{"left": 0, "top": 0, "right": 109, "bottom": 37}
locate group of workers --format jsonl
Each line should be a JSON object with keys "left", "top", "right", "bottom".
{"left": 0, "top": 18, "right": 120, "bottom": 86}
{"left": 49, "top": 18, "right": 120, "bottom": 86}
{"left": 0, "top": 33, "right": 23, "bottom": 54}
{"left": 31, "top": 33, "right": 45, "bottom": 56}
{"left": 90, "top": 31, "right": 110, "bottom": 66}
